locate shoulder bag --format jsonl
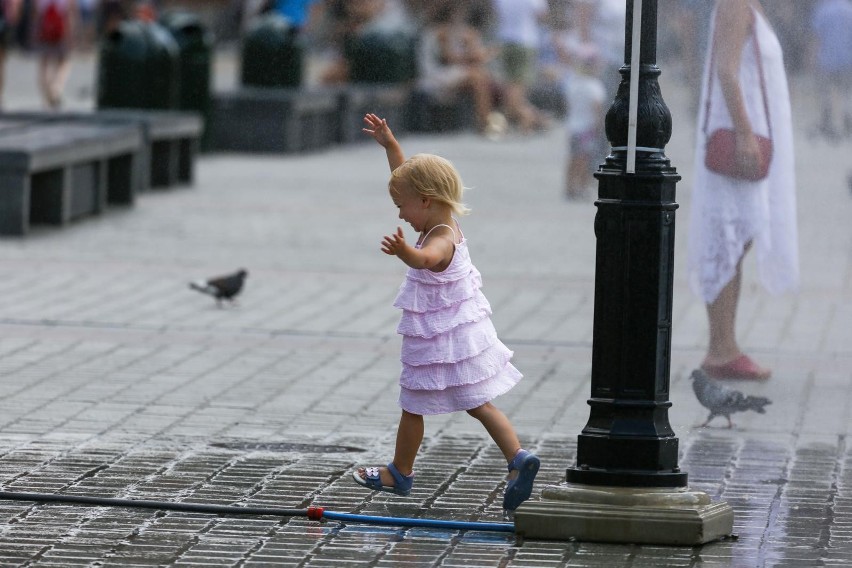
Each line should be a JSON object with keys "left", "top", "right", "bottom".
{"left": 703, "top": 29, "right": 773, "bottom": 182}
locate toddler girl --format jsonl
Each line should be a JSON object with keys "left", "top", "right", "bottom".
{"left": 352, "top": 113, "right": 539, "bottom": 511}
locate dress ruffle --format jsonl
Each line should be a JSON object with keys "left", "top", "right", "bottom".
{"left": 399, "top": 361, "right": 522, "bottom": 415}
{"left": 400, "top": 342, "right": 515, "bottom": 390}
{"left": 396, "top": 291, "right": 492, "bottom": 339}
{"left": 393, "top": 267, "right": 483, "bottom": 313}
{"left": 400, "top": 318, "right": 497, "bottom": 366}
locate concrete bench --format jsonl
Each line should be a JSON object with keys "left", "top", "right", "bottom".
{"left": 207, "top": 88, "right": 340, "bottom": 153}
{"left": 94, "top": 110, "right": 203, "bottom": 191}
{"left": 0, "top": 122, "right": 142, "bottom": 235}
{"left": 1, "top": 110, "right": 203, "bottom": 192}
{"left": 406, "top": 89, "right": 477, "bottom": 133}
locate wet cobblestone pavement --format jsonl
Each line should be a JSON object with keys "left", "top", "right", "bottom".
{"left": 0, "top": 52, "right": 850, "bottom": 566}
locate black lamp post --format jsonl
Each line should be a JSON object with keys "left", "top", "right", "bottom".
{"left": 564, "top": 0, "right": 687, "bottom": 489}
{"left": 514, "top": 1, "right": 734, "bottom": 544}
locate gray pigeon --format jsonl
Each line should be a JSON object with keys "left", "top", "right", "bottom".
{"left": 189, "top": 269, "right": 248, "bottom": 307}
{"left": 690, "top": 368, "right": 771, "bottom": 428}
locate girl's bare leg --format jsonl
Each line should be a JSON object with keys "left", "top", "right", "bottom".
{"left": 357, "top": 410, "right": 422, "bottom": 487}
{"left": 467, "top": 402, "right": 521, "bottom": 463}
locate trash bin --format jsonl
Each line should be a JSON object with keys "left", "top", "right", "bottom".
{"left": 98, "top": 20, "right": 180, "bottom": 110}
{"left": 160, "top": 10, "right": 212, "bottom": 148}
{"left": 345, "top": 31, "right": 416, "bottom": 84}
{"left": 241, "top": 13, "right": 302, "bottom": 88}
{"left": 160, "top": 10, "right": 212, "bottom": 114}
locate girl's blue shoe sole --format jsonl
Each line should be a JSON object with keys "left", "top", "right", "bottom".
{"left": 503, "top": 451, "right": 540, "bottom": 510}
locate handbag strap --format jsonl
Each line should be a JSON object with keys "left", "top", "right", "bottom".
{"left": 702, "top": 13, "right": 771, "bottom": 140}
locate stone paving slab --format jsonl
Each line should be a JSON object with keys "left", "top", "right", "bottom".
{"left": 0, "top": 50, "right": 850, "bottom": 567}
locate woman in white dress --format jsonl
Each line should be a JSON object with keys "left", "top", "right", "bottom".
{"left": 687, "top": 0, "right": 799, "bottom": 380}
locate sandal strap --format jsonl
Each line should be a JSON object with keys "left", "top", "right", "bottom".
{"left": 508, "top": 449, "right": 531, "bottom": 472}
{"left": 386, "top": 462, "right": 415, "bottom": 493}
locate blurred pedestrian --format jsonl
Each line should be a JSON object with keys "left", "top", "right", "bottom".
{"left": 32, "top": 0, "right": 77, "bottom": 109}
{"left": 493, "top": 0, "right": 549, "bottom": 133}
{"left": 810, "top": 0, "right": 852, "bottom": 140}
{"left": 0, "top": 0, "right": 22, "bottom": 108}
{"left": 353, "top": 113, "right": 540, "bottom": 511}
{"left": 315, "top": 0, "right": 411, "bottom": 85}
{"left": 573, "top": 0, "right": 625, "bottom": 102}
{"left": 76, "top": 0, "right": 95, "bottom": 48}
{"left": 687, "top": 0, "right": 799, "bottom": 381}
{"left": 563, "top": 44, "right": 606, "bottom": 199}
{"left": 274, "top": 0, "right": 320, "bottom": 32}
{"left": 669, "top": 0, "right": 714, "bottom": 111}
{"left": 416, "top": 0, "right": 500, "bottom": 135}
{"left": 98, "top": 0, "right": 128, "bottom": 37}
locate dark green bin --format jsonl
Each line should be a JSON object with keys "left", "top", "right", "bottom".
{"left": 98, "top": 21, "right": 180, "bottom": 110}
{"left": 241, "top": 14, "right": 302, "bottom": 88}
{"left": 345, "top": 31, "right": 416, "bottom": 84}
{"left": 160, "top": 11, "right": 213, "bottom": 147}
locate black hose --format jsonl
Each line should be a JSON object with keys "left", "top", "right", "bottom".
{"left": 0, "top": 491, "right": 309, "bottom": 517}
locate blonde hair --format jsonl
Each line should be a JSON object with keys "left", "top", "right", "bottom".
{"left": 390, "top": 153, "right": 470, "bottom": 216}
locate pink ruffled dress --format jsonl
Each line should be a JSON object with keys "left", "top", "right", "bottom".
{"left": 394, "top": 222, "right": 523, "bottom": 415}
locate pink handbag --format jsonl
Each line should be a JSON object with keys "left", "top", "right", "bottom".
{"left": 703, "top": 31, "right": 773, "bottom": 182}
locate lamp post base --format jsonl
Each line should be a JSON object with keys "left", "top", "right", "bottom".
{"left": 514, "top": 483, "right": 734, "bottom": 545}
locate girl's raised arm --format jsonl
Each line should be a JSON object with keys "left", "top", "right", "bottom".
{"left": 363, "top": 113, "right": 405, "bottom": 171}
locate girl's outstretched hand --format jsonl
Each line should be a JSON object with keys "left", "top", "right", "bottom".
{"left": 381, "top": 226, "right": 407, "bottom": 256}
{"left": 363, "top": 113, "right": 395, "bottom": 147}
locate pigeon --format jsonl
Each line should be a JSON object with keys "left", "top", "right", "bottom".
{"left": 689, "top": 368, "right": 771, "bottom": 428}
{"left": 189, "top": 269, "right": 248, "bottom": 307}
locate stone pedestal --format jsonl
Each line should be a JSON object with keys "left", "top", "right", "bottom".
{"left": 514, "top": 483, "right": 733, "bottom": 545}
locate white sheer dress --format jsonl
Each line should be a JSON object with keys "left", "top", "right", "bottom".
{"left": 687, "top": 6, "right": 799, "bottom": 303}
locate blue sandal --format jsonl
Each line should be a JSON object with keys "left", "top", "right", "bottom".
{"left": 352, "top": 462, "right": 414, "bottom": 497}
{"left": 503, "top": 449, "right": 540, "bottom": 510}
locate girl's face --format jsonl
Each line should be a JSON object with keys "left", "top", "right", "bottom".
{"left": 390, "top": 178, "right": 429, "bottom": 232}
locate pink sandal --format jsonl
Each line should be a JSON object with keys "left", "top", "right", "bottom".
{"left": 702, "top": 354, "right": 771, "bottom": 380}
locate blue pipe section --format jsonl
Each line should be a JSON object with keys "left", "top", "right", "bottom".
{"left": 0, "top": 490, "right": 515, "bottom": 534}
{"left": 321, "top": 510, "right": 515, "bottom": 533}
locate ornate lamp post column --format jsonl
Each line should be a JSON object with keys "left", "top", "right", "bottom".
{"left": 567, "top": 0, "right": 683, "bottom": 491}
{"left": 514, "top": 0, "right": 733, "bottom": 544}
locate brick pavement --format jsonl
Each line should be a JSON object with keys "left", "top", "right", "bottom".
{"left": 0, "top": 49, "right": 850, "bottom": 567}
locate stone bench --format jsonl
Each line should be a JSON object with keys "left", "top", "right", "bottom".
{"left": 405, "top": 89, "right": 477, "bottom": 133}
{"left": 0, "top": 122, "right": 142, "bottom": 235}
{"left": 2, "top": 110, "right": 204, "bottom": 192}
{"left": 207, "top": 88, "right": 341, "bottom": 153}
{"left": 94, "top": 110, "right": 203, "bottom": 191}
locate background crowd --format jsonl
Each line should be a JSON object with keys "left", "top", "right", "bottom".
{"left": 1, "top": 1, "right": 848, "bottom": 137}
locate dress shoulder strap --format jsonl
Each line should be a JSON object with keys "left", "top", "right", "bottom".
{"left": 421, "top": 222, "right": 460, "bottom": 245}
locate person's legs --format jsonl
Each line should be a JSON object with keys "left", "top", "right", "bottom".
{"left": 461, "top": 68, "right": 493, "bottom": 131}
{"left": 466, "top": 402, "right": 521, "bottom": 463}
{"left": 38, "top": 55, "right": 53, "bottom": 107}
{"left": 702, "top": 245, "right": 770, "bottom": 377}
{"left": 48, "top": 54, "right": 72, "bottom": 108}
{"left": 357, "top": 410, "right": 422, "bottom": 487}
{"left": 500, "top": 44, "right": 543, "bottom": 133}
{"left": 0, "top": 49, "right": 6, "bottom": 109}
{"left": 566, "top": 152, "right": 591, "bottom": 198}
{"left": 703, "top": 257, "right": 743, "bottom": 367}
{"left": 392, "top": 409, "right": 423, "bottom": 475}
{"left": 468, "top": 401, "right": 539, "bottom": 509}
